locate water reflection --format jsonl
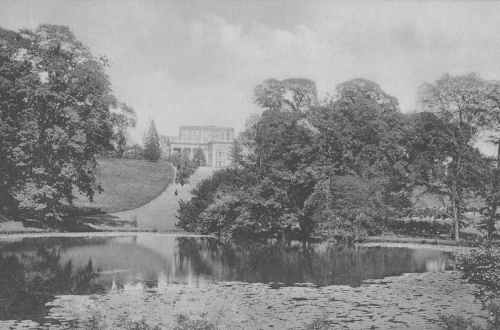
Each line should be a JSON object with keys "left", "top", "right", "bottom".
{"left": 0, "top": 235, "right": 454, "bottom": 321}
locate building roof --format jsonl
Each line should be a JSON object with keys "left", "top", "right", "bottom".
{"left": 179, "top": 125, "right": 234, "bottom": 130}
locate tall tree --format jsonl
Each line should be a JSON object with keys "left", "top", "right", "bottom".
{"left": 418, "top": 73, "right": 491, "bottom": 240}
{"left": 143, "top": 120, "right": 161, "bottom": 162}
{"left": 476, "top": 80, "right": 500, "bottom": 237}
{"left": 110, "top": 103, "right": 136, "bottom": 158}
{"left": 0, "top": 25, "right": 117, "bottom": 224}
{"left": 303, "top": 79, "right": 411, "bottom": 235}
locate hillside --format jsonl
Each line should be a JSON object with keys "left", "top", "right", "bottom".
{"left": 71, "top": 158, "right": 174, "bottom": 213}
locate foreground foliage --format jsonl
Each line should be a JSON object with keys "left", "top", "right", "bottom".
{"left": 440, "top": 237, "right": 500, "bottom": 330}
{"left": 439, "top": 302, "right": 500, "bottom": 330}
{"left": 71, "top": 313, "right": 217, "bottom": 330}
{"left": 0, "top": 24, "right": 126, "bottom": 225}
{"left": 458, "top": 238, "right": 500, "bottom": 300}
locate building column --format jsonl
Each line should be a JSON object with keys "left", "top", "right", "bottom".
{"left": 203, "top": 149, "right": 208, "bottom": 166}
{"left": 208, "top": 146, "right": 213, "bottom": 167}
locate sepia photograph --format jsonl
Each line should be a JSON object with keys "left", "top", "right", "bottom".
{"left": 0, "top": 1, "right": 499, "bottom": 329}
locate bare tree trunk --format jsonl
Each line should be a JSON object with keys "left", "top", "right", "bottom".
{"left": 488, "top": 203, "right": 497, "bottom": 238}
{"left": 453, "top": 196, "right": 459, "bottom": 241}
{"left": 451, "top": 182, "right": 460, "bottom": 241}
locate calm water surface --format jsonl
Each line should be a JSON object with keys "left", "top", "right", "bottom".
{"left": 0, "top": 234, "right": 454, "bottom": 321}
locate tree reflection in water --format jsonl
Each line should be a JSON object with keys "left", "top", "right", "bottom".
{"left": 174, "top": 237, "right": 453, "bottom": 287}
{"left": 0, "top": 239, "right": 105, "bottom": 322}
{"left": 0, "top": 235, "right": 453, "bottom": 322}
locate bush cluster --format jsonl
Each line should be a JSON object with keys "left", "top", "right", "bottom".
{"left": 176, "top": 167, "right": 392, "bottom": 240}
{"left": 386, "top": 218, "right": 451, "bottom": 237}
{"left": 458, "top": 238, "right": 500, "bottom": 300}
{"left": 71, "top": 313, "right": 217, "bottom": 330}
{"left": 440, "top": 237, "right": 500, "bottom": 330}
{"left": 439, "top": 302, "right": 500, "bottom": 330}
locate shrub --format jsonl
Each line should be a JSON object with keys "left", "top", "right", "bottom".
{"left": 457, "top": 238, "right": 500, "bottom": 300}
{"left": 167, "top": 153, "right": 196, "bottom": 186}
{"left": 173, "top": 314, "right": 218, "bottom": 330}
{"left": 69, "top": 312, "right": 219, "bottom": 330}
{"left": 306, "top": 317, "right": 331, "bottom": 330}
{"left": 439, "top": 315, "right": 474, "bottom": 330}
{"left": 439, "top": 237, "right": 500, "bottom": 330}
{"left": 386, "top": 218, "right": 451, "bottom": 237}
{"left": 192, "top": 147, "right": 207, "bottom": 167}
{"left": 439, "top": 302, "right": 500, "bottom": 330}
{"left": 176, "top": 168, "right": 255, "bottom": 232}
{"left": 304, "top": 175, "right": 390, "bottom": 240}
{"left": 114, "top": 314, "right": 162, "bottom": 330}
{"left": 122, "top": 144, "right": 145, "bottom": 160}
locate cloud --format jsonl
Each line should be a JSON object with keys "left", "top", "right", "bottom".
{"left": 3, "top": 0, "right": 500, "bottom": 149}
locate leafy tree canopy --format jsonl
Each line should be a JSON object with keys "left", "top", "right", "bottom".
{"left": 177, "top": 77, "right": 412, "bottom": 240}
{"left": 110, "top": 103, "right": 136, "bottom": 158}
{"left": 0, "top": 24, "right": 120, "bottom": 224}
{"left": 417, "top": 73, "right": 497, "bottom": 240}
{"left": 254, "top": 78, "right": 317, "bottom": 112}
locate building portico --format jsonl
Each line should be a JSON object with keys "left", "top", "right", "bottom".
{"left": 166, "top": 126, "right": 234, "bottom": 168}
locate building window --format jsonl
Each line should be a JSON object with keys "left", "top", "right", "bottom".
{"left": 215, "top": 150, "right": 224, "bottom": 167}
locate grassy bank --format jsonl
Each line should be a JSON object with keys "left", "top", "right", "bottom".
{"left": 70, "top": 158, "right": 174, "bottom": 213}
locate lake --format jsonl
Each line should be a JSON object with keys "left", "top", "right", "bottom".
{"left": 0, "top": 234, "right": 454, "bottom": 323}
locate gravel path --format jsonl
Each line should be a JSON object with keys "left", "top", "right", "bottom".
{"left": 96, "top": 167, "right": 216, "bottom": 231}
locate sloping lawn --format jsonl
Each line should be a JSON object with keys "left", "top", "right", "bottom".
{"left": 71, "top": 158, "right": 174, "bottom": 213}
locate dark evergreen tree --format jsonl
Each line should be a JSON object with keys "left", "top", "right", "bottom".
{"left": 192, "top": 147, "right": 207, "bottom": 167}
{"left": 143, "top": 120, "right": 161, "bottom": 162}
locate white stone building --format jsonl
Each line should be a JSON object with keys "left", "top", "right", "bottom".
{"left": 166, "top": 126, "right": 235, "bottom": 167}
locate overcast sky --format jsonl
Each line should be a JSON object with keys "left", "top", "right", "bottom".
{"left": 2, "top": 1, "right": 500, "bottom": 151}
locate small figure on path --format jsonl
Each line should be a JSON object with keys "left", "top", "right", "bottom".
{"left": 174, "top": 189, "right": 178, "bottom": 196}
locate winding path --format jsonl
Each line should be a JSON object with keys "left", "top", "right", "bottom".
{"left": 89, "top": 167, "right": 215, "bottom": 232}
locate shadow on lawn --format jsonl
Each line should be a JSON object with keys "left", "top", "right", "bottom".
{"left": 22, "top": 208, "right": 136, "bottom": 232}
{"left": 73, "top": 213, "right": 136, "bottom": 229}
{"left": 60, "top": 204, "right": 137, "bottom": 231}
